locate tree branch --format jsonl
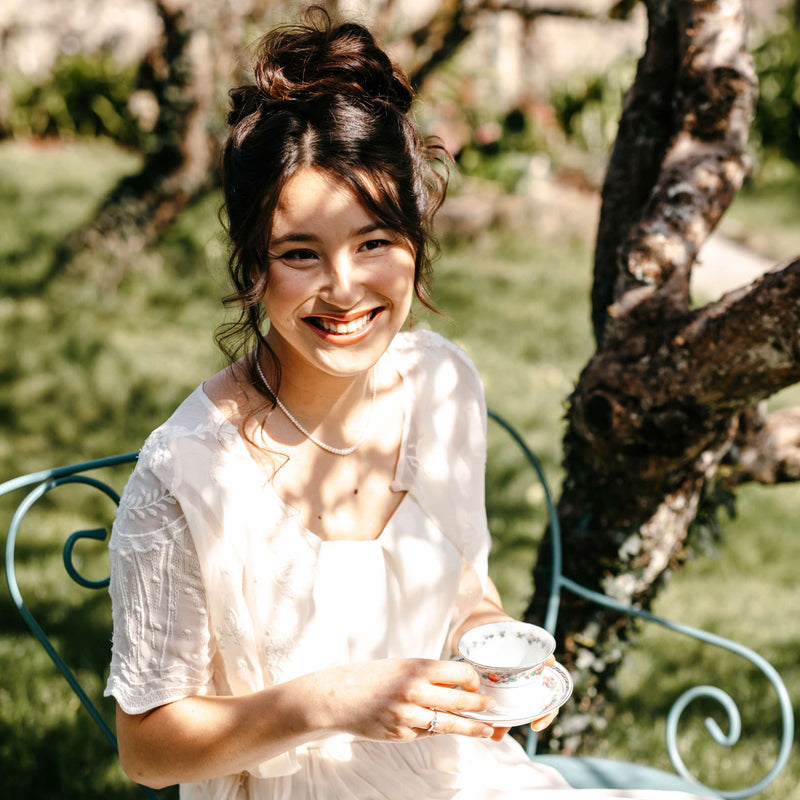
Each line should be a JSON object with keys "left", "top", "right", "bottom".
{"left": 595, "top": 0, "right": 757, "bottom": 347}
{"left": 673, "top": 255, "right": 800, "bottom": 408}
{"left": 723, "top": 405, "right": 800, "bottom": 486}
{"left": 565, "top": 255, "right": 800, "bottom": 512}
{"left": 406, "top": 0, "right": 473, "bottom": 90}
{"left": 592, "top": 0, "right": 681, "bottom": 345}
{"left": 48, "top": 0, "right": 215, "bottom": 282}
{"left": 478, "top": 1, "right": 597, "bottom": 21}
{"left": 407, "top": 0, "right": 610, "bottom": 90}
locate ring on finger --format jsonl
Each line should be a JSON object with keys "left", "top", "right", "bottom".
{"left": 427, "top": 709, "right": 441, "bottom": 734}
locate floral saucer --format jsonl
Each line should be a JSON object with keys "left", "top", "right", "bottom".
{"left": 460, "top": 663, "right": 573, "bottom": 727}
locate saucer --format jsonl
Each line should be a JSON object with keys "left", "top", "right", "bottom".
{"left": 460, "top": 663, "right": 573, "bottom": 727}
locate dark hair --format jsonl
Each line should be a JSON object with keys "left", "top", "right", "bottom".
{"left": 216, "top": 7, "right": 449, "bottom": 402}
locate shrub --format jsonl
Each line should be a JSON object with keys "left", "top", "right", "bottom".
{"left": 5, "top": 53, "right": 142, "bottom": 146}
{"left": 750, "top": 9, "right": 800, "bottom": 165}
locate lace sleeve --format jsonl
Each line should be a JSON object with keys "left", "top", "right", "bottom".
{"left": 104, "top": 460, "right": 214, "bottom": 715}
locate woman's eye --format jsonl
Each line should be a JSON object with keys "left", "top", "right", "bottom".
{"left": 279, "top": 248, "right": 318, "bottom": 262}
{"left": 360, "top": 239, "right": 391, "bottom": 252}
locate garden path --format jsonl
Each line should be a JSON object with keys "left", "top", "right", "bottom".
{"left": 692, "top": 234, "right": 776, "bottom": 302}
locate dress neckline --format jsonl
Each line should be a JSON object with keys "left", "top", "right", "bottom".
{"left": 194, "top": 344, "right": 412, "bottom": 545}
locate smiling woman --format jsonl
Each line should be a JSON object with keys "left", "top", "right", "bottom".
{"left": 102, "top": 7, "right": 718, "bottom": 800}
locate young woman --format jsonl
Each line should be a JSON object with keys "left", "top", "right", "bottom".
{"left": 105, "top": 10, "right": 715, "bottom": 800}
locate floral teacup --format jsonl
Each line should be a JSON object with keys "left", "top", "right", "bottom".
{"left": 457, "top": 621, "right": 555, "bottom": 711}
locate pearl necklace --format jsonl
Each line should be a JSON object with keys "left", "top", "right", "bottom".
{"left": 254, "top": 354, "right": 376, "bottom": 456}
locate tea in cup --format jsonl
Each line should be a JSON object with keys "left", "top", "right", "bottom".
{"left": 457, "top": 621, "right": 555, "bottom": 712}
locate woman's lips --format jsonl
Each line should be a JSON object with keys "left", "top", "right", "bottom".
{"left": 304, "top": 308, "right": 383, "bottom": 342}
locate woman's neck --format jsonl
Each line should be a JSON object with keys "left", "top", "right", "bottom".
{"left": 256, "top": 348, "right": 380, "bottom": 448}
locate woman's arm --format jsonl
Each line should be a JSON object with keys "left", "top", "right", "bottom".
{"left": 116, "top": 657, "right": 498, "bottom": 789}
{"left": 116, "top": 675, "right": 320, "bottom": 788}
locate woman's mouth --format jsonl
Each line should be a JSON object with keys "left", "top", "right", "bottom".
{"left": 304, "top": 308, "right": 382, "bottom": 340}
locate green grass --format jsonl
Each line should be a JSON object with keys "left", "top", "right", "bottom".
{"left": 1, "top": 139, "right": 797, "bottom": 798}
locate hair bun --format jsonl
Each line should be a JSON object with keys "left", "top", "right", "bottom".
{"left": 251, "top": 12, "right": 413, "bottom": 113}
{"left": 227, "top": 85, "right": 263, "bottom": 126}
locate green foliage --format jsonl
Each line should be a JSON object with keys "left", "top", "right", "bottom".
{"left": 751, "top": 9, "right": 800, "bottom": 165}
{"left": 545, "top": 11, "right": 800, "bottom": 173}
{"left": 5, "top": 54, "right": 143, "bottom": 146}
{"left": 0, "top": 140, "right": 219, "bottom": 796}
{"left": 549, "top": 57, "right": 635, "bottom": 156}
{"left": 719, "top": 164, "right": 800, "bottom": 259}
{"left": 608, "top": 483, "right": 800, "bottom": 799}
{"left": 455, "top": 107, "right": 554, "bottom": 192}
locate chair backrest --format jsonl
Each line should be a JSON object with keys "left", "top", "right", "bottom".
{"left": 2, "top": 414, "right": 794, "bottom": 799}
{"left": 487, "top": 410, "right": 794, "bottom": 799}
{"left": 1, "top": 452, "right": 162, "bottom": 799}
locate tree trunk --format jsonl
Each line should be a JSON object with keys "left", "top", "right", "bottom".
{"left": 50, "top": 0, "right": 216, "bottom": 283}
{"left": 523, "top": 0, "right": 800, "bottom": 752}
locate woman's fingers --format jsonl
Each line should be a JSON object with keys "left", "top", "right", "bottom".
{"left": 425, "top": 658, "right": 482, "bottom": 692}
{"left": 489, "top": 725, "right": 510, "bottom": 741}
{"left": 321, "top": 658, "right": 505, "bottom": 742}
{"left": 397, "top": 660, "right": 496, "bottom": 739}
{"left": 411, "top": 706, "right": 494, "bottom": 739}
{"left": 530, "top": 710, "right": 559, "bottom": 732}
{"left": 418, "top": 682, "right": 495, "bottom": 715}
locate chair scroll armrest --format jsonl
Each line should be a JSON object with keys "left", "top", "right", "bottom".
{"left": 555, "top": 576, "right": 794, "bottom": 799}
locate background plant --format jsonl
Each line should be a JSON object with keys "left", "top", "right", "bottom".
{"left": 3, "top": 54, "right": 143, "bottom": 145}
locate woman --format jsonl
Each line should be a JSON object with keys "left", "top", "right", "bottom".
{"left": 105, "top": 10, "right": 715, "bottom": 799}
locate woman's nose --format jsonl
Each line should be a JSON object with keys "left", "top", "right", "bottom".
{"left": 322, "top": 256, "right": 361, "bottom": 306}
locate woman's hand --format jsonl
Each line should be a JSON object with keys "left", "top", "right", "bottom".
{"left": 487, "top": 710, "right": 559, "bottom": 742}
{"left": 311, "top": 657, "right": 497, "bottom": 742}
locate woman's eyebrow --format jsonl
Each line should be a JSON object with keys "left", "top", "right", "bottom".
{"left": 353, "top": 223, "right": 386, "bottom": 236}
{"left": 270, "top": 232, "right": 319, "bottom": 247}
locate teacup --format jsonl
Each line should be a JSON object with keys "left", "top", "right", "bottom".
{"left": 457, "top": 621, "right": 555, "bottom": 712}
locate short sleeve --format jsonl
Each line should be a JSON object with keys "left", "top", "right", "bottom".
{"left": 104, "top": 459, "right": 215, "bottom": 715}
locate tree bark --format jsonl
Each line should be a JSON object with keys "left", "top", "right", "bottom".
{"left": 523, "top": 0, "right": 793, "bottom": 752}
{"left": 723, "top": 403, "right": 800, "bottom": 486}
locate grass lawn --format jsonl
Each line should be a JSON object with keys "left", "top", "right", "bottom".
{"left": 0, "top": 139, "right": 797, "bottom": 798}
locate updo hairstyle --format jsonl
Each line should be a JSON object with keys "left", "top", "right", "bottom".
{"left": 217, "top": 8, "right": 449, "bottom": 400}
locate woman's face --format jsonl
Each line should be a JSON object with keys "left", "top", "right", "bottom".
{"left": 262, "top": 167, "right": 416, "bottom": 382}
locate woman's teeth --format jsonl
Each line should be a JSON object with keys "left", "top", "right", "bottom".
{"left": 314, "top": 311, "right": 374, "bottom": 335}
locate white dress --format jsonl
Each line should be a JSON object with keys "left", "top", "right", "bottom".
{"left": 105, "top": 330, "right": 714, "bottom": 800}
